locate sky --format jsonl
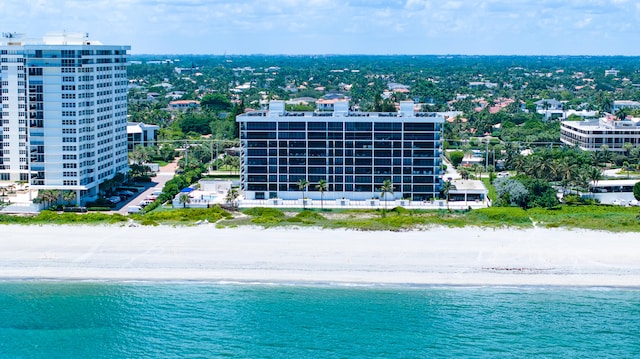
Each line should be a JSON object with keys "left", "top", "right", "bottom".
{"left": 2, "top": 0, "right": 640, "bottom": 55}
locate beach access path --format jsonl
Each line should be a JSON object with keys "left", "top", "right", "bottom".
{"left": 1, "top": 225, "right": 639, "bottom": 287}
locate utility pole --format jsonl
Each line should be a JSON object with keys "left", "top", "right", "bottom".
{"left": 184, "top": 142, "right": 189, "bottom": 169}
{"left": 485, "top": 139, "right": 489, "bottom": 174}
{"left": 210, "top": 140, "right": 214, "bottom": 172}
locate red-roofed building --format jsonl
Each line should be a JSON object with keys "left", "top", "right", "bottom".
{"left": 168, "top": 100, "right": 200, "bottom": 111}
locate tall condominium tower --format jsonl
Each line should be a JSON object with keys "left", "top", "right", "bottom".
{"left": 0, "top": 32, "right": 129, "bottom": 202}
{"left": 237, "top": 100, "right": 444, "bottom": 202}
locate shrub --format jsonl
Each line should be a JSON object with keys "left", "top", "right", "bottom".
{"left": 295, "top": 210, "right": 325, "bottom": 220}
{"left": 244, "top": 207, "right": 285, "bottom": 218}
{"left": 87, "top": 207, "right": 112, "bottom": 211}
{"left": 143, "top": 205, "right": 231, "bottom": 223}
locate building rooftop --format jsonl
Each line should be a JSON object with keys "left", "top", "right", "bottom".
{"left": 238, "top": 100, "right": 445, "bottom": 121}
{"left": 450, "top": 180, "right": 488, "bottom": 192}
{"left": 562, "top": 117, "right": 640, "bottom": 130}
{"left": 1, "top": 32, "right": 111, "bottom": 46}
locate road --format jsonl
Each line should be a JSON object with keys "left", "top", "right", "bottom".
{"left": 115, "top": 161, "right": 177, "bottom": 215}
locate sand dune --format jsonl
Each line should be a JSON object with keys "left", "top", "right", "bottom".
{"left": 1, "top": 224, "right": 639, "bottom": 287}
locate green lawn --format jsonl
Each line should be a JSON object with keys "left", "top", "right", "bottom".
{"left": 481, "top": 178, "right": 497, "bottom": 201}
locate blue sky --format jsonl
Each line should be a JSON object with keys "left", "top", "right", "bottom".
{"left": 2, "top": 0, "right": 640, "bottom": 55}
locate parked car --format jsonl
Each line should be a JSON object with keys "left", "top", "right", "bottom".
{"left": 63, "top": 206, "right": 88, "bottom": 213}
{"left": 138, "top": 199, "right": 154, "bottom": 207}
{"left": 127, "top": 205, "right": 142, "bottom": 213}
{"left": 118, "top": 190, "right": 135, "bottom": 197}
{"left": 107, "top": 196, "right": 122, "bottom": 204}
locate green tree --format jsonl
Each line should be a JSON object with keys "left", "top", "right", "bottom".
{"left": 379, "top": 179, "right": 394, "bottom": 211}
{"left": 449, "top": 151, "right": 464, "bottom": 167}
{"left": 587, "top": 166, "right": 603, "bottom": 198}
{"left": 178, "top": 193, "right": 191, "bottom": 208}
{"left": 316, "top": 179, "right": 327, "bottom": 210}
{"left": 62, "top": 190, "right": 77, "bottom": 206}
{"left": 200, "top": 93, "right": 232, "bottom": 112}
{"left": 225, "top": 188, "right": 239, "bottom": 209}
{"left": 441, "top": 180, "right": 452, "bottom": 211}
{"left": 297, "top": 179, "right": 309, "bottom": 209}
{"left": 633, "top": 182, "right": 640, "bottom": 201}
{"left": 178, "top": 112, "right": 213, "bottom": 135}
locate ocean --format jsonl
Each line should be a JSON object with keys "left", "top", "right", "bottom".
{"left": 0, "top": 282, "right": 638, "bottom": 358}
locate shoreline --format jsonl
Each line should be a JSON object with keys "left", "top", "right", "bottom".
{"left": 1, "top": 224, "right": 639, "bottom": 287}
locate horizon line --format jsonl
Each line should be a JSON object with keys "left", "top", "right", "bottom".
{"left": 128, "top": 53, "right": 640, "bottom": 57}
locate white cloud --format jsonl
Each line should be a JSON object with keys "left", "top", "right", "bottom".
{"left": 1, "top": 0, "right": 639, "bottom": 54}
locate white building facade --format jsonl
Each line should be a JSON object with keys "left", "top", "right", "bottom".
{"left": 560, "top": 117, "right": 640, "bottom": 152}
{"left": 237, "top": 100, "right": 445, "bottom": 202}
{"left": 127, "top": 122, "right": 159, "bottom": 151}
{"left": 0, "top": 32, "right": 129, "bottom": 202}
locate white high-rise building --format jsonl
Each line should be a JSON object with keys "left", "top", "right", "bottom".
{"left": 0, "top": 32, "right": 130, "bottom": 203}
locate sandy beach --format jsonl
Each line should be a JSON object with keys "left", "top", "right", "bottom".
{"left": 0, "top": 224, "right": 639, "bottom": 287}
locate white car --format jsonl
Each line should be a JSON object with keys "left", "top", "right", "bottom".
{"left": 127, "top": 205, "right": 142, "bottom": 213}
{"left": 138, "top": 199, "right": 154, "bottom": 207}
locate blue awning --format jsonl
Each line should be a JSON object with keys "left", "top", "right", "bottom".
{"left": 180, "top": 187, "right": 195, "bottom": 193}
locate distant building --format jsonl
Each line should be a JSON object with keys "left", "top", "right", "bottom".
{"left": 560, "top": 117, "right": 640, "bottom": 152}
{"left": 534, "top": 99, "right": 564, "bottom": 111}
{"left": 468, "top": 81, "right": 498, "bottom": 89}
{"left": 612, "top": 100, "right": 640, "bottom": 113}
{"left": 237, "top": 100, "right": 445, "bottom": 202}
{"left": 127, "top": 122, "right": 159, "bottom": 151}
{"left": 605, "top": 68, "right": 619, "bottom": 76}
{"left": 174, "top": 66, "right": 198, "bottom": 75}
{"left": 168, "top": 100, "right": 200, "bottom": 111}
{"left": 316, "top": 94, "right": 350, "bottom": 111}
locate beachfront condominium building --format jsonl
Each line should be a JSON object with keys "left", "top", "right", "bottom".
{"left": 560, "top": 116, "right": 640, "bottom": 152}
{"left": 0, "top": 32, "right": 129, "bottom": 202}
{"left": 237, "top": 100, "right": 444, "bottom": 202}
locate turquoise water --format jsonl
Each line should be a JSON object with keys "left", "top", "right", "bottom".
{"left": 1, "top": 282, "right": 639, "bottom": 358}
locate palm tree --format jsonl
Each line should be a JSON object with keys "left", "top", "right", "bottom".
{"left": 587, "top": 166, "right": 602, "bottom": 198}
{"left": 62, "top": 190, "right": 77, "bottom": 206}
{"left": 40, "top": 190, "right": 60, "bottom": 209}
{"left": 557, "top": 160, "right": 577, "bottom": 195}
{"left": 379, "top": 179, "right": 394, "bottom": 211}
{"left": 441, "top": 180, "right": 452, "bottom": 211}
{"left": 315, "top": 179, "right": 327, "bottom": 210}
{"left": 623, "top": 142, "right": 633, "bottom": 157}
{"left": 458, "top": 168, "right": 470, "bottom": 180}
{"left": 225, "top": 188, "right": 239, "bottom": 209}
{"left": 178, "top": 193, "right": 191, "bottom": 208}
{"left": 623, "top": 161, "right": 631, "bottom": 179}
{"left": 599, "top": 145, "right": 611, "bottom": 167}
{"left": 471, "top": 163, "right": 483, "bottom": 179}
{"left": 297, "top": 178, "right": 309, "bottom": 209}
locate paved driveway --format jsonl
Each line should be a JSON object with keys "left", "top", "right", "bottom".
{"left": 116, "top": 161, "right": 177, "bottom": 215}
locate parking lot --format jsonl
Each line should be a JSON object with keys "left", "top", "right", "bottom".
{"left": 114, "top": 161, "right": 177, "bottom": 214}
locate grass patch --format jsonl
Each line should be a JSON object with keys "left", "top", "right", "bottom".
{"left": 465, "top": 207, "right": 532, "bottom": 228}
{"left": 527, "top": 205, "right": 640, "bottom": 232}
{"left": 0, "top": 211, "right": 129, "bottom": 225}
{"left": 481, "top": 178, "right": 497, "bottom": 202}
{"left": 137, "top": 205, "right": 232, "bottom": 224}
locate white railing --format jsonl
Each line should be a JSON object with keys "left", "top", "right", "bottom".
{"left": 238, "top": 198, "right": 489, "bottom": 210}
